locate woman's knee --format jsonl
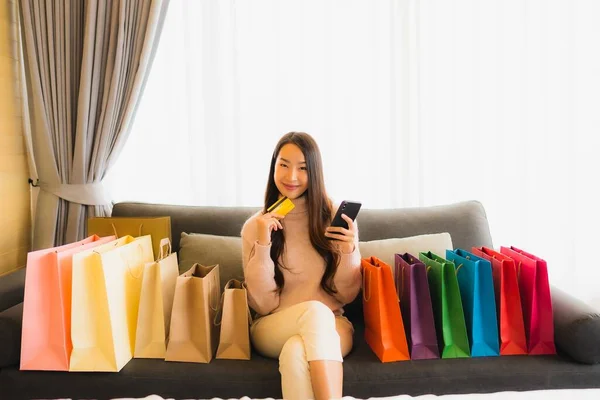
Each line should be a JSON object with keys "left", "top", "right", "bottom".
{"left": 298, "top": 301, "right": 336, "bottom": 327}
{"left": 279, "top": 335, "right": 307, "bottom": 370}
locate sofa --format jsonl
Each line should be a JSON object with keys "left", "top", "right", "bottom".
{"left": 1, "top": 200, "right": 600, "bottom": 400}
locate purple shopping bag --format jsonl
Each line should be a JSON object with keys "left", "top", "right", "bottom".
{"left": 395, "top": 253, "right": 440, "bottom": 360}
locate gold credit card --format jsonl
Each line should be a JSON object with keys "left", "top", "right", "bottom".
{"left": 267, "top": 196, "right": 295, "bottom": 216}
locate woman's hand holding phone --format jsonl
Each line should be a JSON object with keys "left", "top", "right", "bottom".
{"left": 325, "top": 213, "right": 356, "bottom": 253}
{"left": 325, "top": 200, "right": 361, "bottom": 253}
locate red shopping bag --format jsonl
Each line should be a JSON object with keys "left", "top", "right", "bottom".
{"left": 361, "top": 257, "right": 410, "bottom": 362}
{"left": 472, "top": 247, "right": 527, "bottom": 355}
{"left": 500, "top": 246, "right": 556, "bottom": 355}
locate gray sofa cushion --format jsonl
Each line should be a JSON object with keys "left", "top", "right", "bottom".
{"left": 0, "top": 302, "right": 23, "bottom": 368}
{"left": 178, "top": 232, "right": 244, "bottom": 290}
{"left": 358, "top": 232, "right": 453, "bottom": 269}
{"left": 552, "top": 286, "right": 600, "bottom": 364}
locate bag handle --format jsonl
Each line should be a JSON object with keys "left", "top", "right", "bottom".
{"left": 209, "top": 272, "right": 220, "bottom": 312}
{"left": 94, "top": 237, "right": 121, "bottom": 254}
{"left": 158, "top": 238, "right": 171, "bottom": 260}
{"left": 455, "top": 263, "right": 464, "bottom": 275}
{"left": 236, "top": 281, "right": 253, "bottom": 325}
{"left": 213, "top": 282, "right": 254, "bottom": 326}
{"left": 111, "top": 223, "right": 119, "bottom": 238}
{"left": 362, "top": 269, "right": 372, "bottom": 302}
{"left": 213, "top": 278, "right": 236, "bottom": 324}
{"left": 110, "top": 223, "right": 144, "bottom": 238}
{"left": 214, "top": 292, "right": 226, "bottom": 326}
{"left": 120, "top": 243, "right": 145, "bottom": 280}
{"left": 241, "top": 281, "right": 253, "bottom": 325}
{"left": 394, "top": 257, "right": 401, "bottom": 299}
{"left": 395, "top": 264, "right": 405, "bottom": 301}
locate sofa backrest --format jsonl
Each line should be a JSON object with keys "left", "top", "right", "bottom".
{"left": 111, "top": 200, "right": 494, "bottom": 252}
{"left": 111, "top": 200, "right": 493, "bottom": 324}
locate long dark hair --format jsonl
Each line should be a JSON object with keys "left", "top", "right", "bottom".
{"left": 264, "top": 132, "right": 340, "bottom": 296}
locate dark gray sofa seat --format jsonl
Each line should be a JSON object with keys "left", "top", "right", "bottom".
{"left": 3, "top": 336, "right": 600, "bottom": 400}
{"left": 1, "top": 200, "right": 599, "bottom": 400}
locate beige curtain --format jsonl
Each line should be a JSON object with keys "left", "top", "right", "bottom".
{"left": 19, "top": 0, "right": 169, "bottom": 249}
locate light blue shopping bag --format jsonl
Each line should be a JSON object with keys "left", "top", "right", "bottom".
{"left": 446, "top": 249, "right": 500, "bottom": 357}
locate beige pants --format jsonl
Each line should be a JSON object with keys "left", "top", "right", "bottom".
{"left": 250, "top": 301, "right": 354, "bottom": 400}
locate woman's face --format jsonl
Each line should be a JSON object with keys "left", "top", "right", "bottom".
{"left": 274, "top": 143, "right": 309, "bottom": 200}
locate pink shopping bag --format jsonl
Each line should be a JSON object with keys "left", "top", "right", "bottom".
{"left": 20, "top": 235, "right": 116, "bottom": 371}
{"left": 500, "top": 246, "right": 556, "bottom": 355}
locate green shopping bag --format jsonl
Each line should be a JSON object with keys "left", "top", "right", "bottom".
{"left": 419, "top": 251, "right": 470, "bottom": 358}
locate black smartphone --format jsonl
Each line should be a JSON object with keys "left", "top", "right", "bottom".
{"left": 330, "top": 201, "right": 362, "bottom": 230}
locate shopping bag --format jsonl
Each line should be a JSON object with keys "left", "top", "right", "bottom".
{"left": 394, "top": 253, "right": 439, "bottom": 360}
{"left": 69, "top": 235, "right": 154, "bottom": 372}
{"left": 500, "top": 246, "right": 556, "bottom": 355}
{"left": 215, "top": 279, "right": 252, "bottom": 360}
{"left": 20, "top": 235, "right": 115, "bottom": 371}
{"left": 471, "top": 246, "right": 527, "bottom": 355}
{"left": 134, "top": 238, "right": 179, "bottom": 359}
{"left": 166, "top": 264, "right": 221, "bottom": 363}
{"left": 361, "top": 256, "right": 410, "bottom": 362}
{"left": 419, "top": 251, "right": 470, "bottom": 358}
{"left": 87, "top": 216, "right": 170, "bottom": 263}
{"left": 445, "top": 249, "right": 499, "bottom": 357}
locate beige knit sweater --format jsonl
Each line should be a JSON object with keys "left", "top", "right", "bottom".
{"left": 241, "top": 196, "right": 362, "bottom": 316}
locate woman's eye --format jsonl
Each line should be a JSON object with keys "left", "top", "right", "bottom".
{"left": 300, "top": 167, "right": 307, "bottom": 171}
{"left": 279, "top": 164, "right": 288, "bottom": 168}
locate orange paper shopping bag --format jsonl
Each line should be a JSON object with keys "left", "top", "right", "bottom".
{"left": 20, "top": 235, "right": 116, "bottom": 371}
{"left": 361, "top": 257, "right": 410, "bottom": 362}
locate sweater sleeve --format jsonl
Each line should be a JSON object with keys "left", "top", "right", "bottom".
{"left": 332, "top": 218, "right": 362, "bottom": 305}
{"left": 241, "top": 215, "right": 280, "bottom": 315}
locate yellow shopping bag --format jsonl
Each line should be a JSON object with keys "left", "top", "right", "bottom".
{"left": 134, "top": 238, "right": 179, "bottom": 359}
{"left": 69, "top": 235, "right": 153, "bottom": 372}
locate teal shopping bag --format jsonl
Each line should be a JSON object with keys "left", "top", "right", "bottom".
{"left": 446, "top": 249, "right": 500, "bottom": 357}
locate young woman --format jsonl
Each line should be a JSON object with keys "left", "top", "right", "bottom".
{"left": 241, "top": 132, "right": 362, "bottom": 400}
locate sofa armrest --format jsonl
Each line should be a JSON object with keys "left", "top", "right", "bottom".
{"left": 552, "top": 285, "right": 600, "bottom": 364}
{"left": 0, "top": 302, "right": 23, "bottom": 368}
{"left": 0, "top": 268, "right": 26, "bottom": 312}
